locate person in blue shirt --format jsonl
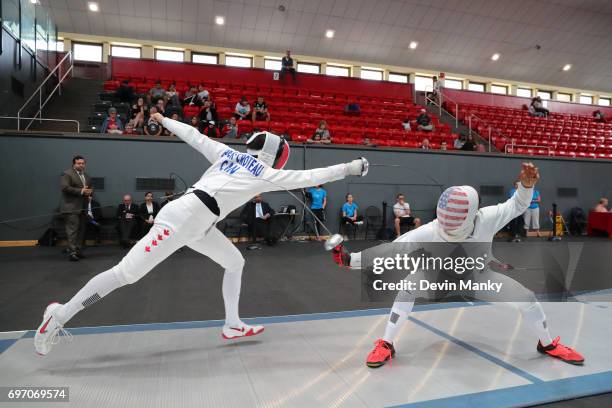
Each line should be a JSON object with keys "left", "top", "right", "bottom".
{"left": 507, "top": 180, "right": 524, "bottom": 242}
{"left": 308, "top": 185, "right": 327, "bottom": 238}
{"left": 523, "top": 188, "right": 541, "bottom": 237}
{"left": 341, "top": 194, "right": 364, "bottom": 225}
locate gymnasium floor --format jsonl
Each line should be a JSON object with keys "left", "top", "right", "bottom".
{"left": 1, "top": 241, "right": 611, "bottom": 407}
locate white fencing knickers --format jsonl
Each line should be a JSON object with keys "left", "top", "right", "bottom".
{"left": 56, "top": 192, "right": 245, "bottom": 327}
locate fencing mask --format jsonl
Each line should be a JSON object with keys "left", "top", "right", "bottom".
{"left": 246, "top": 131, "right": 290, "bottom": 169}
{"left": 436, "top": 185, "right": 479, "bottom": 242}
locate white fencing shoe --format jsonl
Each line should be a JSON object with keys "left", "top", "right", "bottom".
{"left": 222, "top": 322, "right": 265, "bottom": 340}
{"left": 34, "top": 302, "right": 72, "bottom": 355}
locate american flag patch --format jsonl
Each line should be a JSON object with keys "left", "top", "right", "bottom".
{"left": 437, "top": 187, "right": 469, "bottom": 230}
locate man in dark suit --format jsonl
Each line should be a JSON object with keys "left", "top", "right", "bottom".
{"left": 240, "top": 194, "right": 276, "bottom": 245}
{"left": 60, "top": 155, "right": 92, "bottom": 261}
{"left": 116, "top": 194, "right": 139, "bottom": 248}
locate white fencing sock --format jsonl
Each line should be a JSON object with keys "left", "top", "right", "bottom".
{"left": 517, "top": 302, "right": 553, "bottom": 345}
{"left": 55, "top": 268, "right": 123, "bottom": 326}
{"left": 222, "top": 267, "right": 243, "bottom": 327}
{"left": 383, "top": 297, "right": 415, "bottom": 343}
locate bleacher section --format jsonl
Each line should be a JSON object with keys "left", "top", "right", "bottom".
{"left": 450, "top": 102, "right": 612, "bottom": 159}
{"left": 101, "top": 74, "right": 457, "bottom": 149}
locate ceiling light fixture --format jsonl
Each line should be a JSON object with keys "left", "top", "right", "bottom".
{"left": 409, "top": 41, "right": 418, "bottom": 49}
{"left": 215, "top": 16, "right": 225, "bottom": 25}
{"left": 562, "top": 64, "right": 571, "bottom": 71}
{"left": 88, "top": 2, "right": 99, "bottom": 12}
{"left": 325, "top": 29, "right": 335, "bottom": 39}
{"left": 491, "top": 53, "right": 500, "bottom": 61}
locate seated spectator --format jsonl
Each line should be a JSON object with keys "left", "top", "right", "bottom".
{"left": 183, "top": 85, "right": 200, "bottom": 106}
{"left": 402, "top": 118, "right": 411, "bottom": 131}
{"left": 165, "top": 83, "right": 180, "bottom": 108}
{"left": 527, "top": 103, "right": 544, "bottom": 117}
{"left": 163, "top": 113, "right": 182, "bottom": 136}
{"left": 222, "top": 116, "right": 239, "bottom": 138}
{"left": 460, "top": 134, "right": 477, "bottom": 151}
{"left": 252, "top": 96, "right": 271, "bottom": 122}
{"left": 144, "top": 107, "right": 163, "bottom": 136}
{"left": 199, "top": 100, "right": 218, "bottom": 124}
{"left": 155, "top": 99, "right": 167, "bottom": 117}
{"left": 454, "top": 134, "right": 466, "bottom": 149}
{"left": 307, "top": 120, "right": 331, "bottom": 144}
{"left": 593, "top": 110, "right": 607, "bottom": 123}
{"left": 362, "top": 137, "right": 376, "bottom": 147}
{"left": 202, "top": 120, "right": 220, "bottom": 138}
{"left": 189, "top": 115, "right": 200, "bottom": 129}
{"left": 148, "top": 81, "right": 166, "bottom": 104}
{"left": 280, "top": 50, "right": 296, "bottom": 82}
{"left": 115, "top": 80, "right": 134, "bottom": 103}
{"left": 128, "top": 96, "right": 147, "bottom": 130}
{"left": 240, "top": 194, "right": 276, "bottom": 245}
{"left": 197, "top": 84, "right": 210, "bottom": 102}
{"left": 476, "top": 142, "right": 486, "bottom": 152}
{"left": 416, "top": 109, "right": 434, "bottom": 131}
{"left": 160, "top": 191, "right": 175, "bottom": 209}
{"left": 83, "top": 194, "right": 102, "bottom": 245}
{"left": 344, "top": 101, "right": 361, "bottom": 116}
{"left": 440, "top": 141, "right": 448, "bottom": 150}
{"left": 101, "top": 107, "right": 124, "bottom": 134}
{"left": 530, "top": 97, "right": 549, "bottom": 117}
{"left": 341, "top": 194, "right": 364, "bottom": 226}
{"left": 594, "top": 197, "right": 609, "bottom": 212}
{"left": 234, "top": 97, "right": 251, "bottom": 121}
{"left": 116, "top": 194, "right": 139, "bottom": 248}
{"left": 421, "top": 138, "right": 430, "bottom": 150}
{"left": 393, "top": 193, "right": 421, "bottom": 238}
{"left": 139, "top": 191, "right": 160, "bottom": 236}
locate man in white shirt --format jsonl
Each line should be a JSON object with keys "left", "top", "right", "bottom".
{"left": 35, "top": 113, "right": 369, "bottom": 355}
{"left": 393, "top": 194, "right": 421, "bottom": 238}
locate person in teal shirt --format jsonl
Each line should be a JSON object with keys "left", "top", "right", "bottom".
{"left": 308, "top": 185, "right": 327, "bottom": 238}
{"left": 341, "top": 193, "right": 363, "bottom": 225}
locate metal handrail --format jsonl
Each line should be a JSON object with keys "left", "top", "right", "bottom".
{"left": 0, "top": 116, "right": 80, "bottom": 133}
{"left": 504, "top": 141, "right": 553, "bottom": 156}
{"left": 17, "top": 51, "right": 74, "bottom": 131}
{"left": 438, "top": 90, "right": 460, "bottom": 128}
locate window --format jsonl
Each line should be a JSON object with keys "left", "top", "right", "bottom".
{"left": 599, "top": 97, "right": 611, "bottom": 107}
{"left": 361, "top": 68, "right": 383, "bottom": 81}
{"left": 326, "top": 65, "right": 349, "bottom": 77}
{"left": 388, "top": 73, "right": 408, "bottom": 83}
{"left": 444, "top": 79, "right": 463, "bottom": 90}
{"left": 579, "top": 95, "right": 593, "bottom": 105}
{"left": 111, "top": 45, "right": 141, "bottom": 59}
{"left": 73, "top": 42, "right": 103, "bottom": 62}
{"left": 264, "top": 58, "right": 282, "bottom": 70}
{"left": 297, "top": 62, "right": 321, "bottom": 74}
{"left": 192, "top": 53, "right": 218, "bottom": 65}
{"left": 57, "top": 40, "right": 65, "bottom": 52}
{"left": 414, "top": 75, "right": 433, "bottom": 91}
{"left": 557, "top": 93, "right": 572, "bottom": 102}
{"left": 537, "top": 90, "right": 552, "bottom": 100}
{"left": 225, "top": 55, "right": 252, "bottom": 68}
{"left": 517, "top": 87, "right": 532, "bottom": 98}
{"left": 155, "top": 49, "right": 184, "bottom": 62}
{"left": 468, "top": 82, "right": 485, "bottom": 92}
{"left": 491, "top": 84, "right": 508, "bottom": 95}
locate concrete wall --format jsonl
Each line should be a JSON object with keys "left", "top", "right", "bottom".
{"left": 0, "top": 132, "right": 610, "bottom": 240}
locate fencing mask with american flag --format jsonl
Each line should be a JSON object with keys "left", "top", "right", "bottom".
{"left": 436, "top": 185, "right": 479, "bottom": 241}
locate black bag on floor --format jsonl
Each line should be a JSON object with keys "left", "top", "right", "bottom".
{"left": 38, "top": 228, "right": 58, "bottom": 246}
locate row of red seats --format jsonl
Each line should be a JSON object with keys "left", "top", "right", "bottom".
{"left": 504, "top": 147, "right": 612, "bottom": 160}
{"left": 456, "top": 103, "right": 595, "bottom": 122}
{"left": 465, "top": 113, "right": 612, "bottom": 131}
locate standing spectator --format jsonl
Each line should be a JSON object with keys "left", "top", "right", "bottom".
{"left": 252, "top": 96, "right": 271, "bottom": 122}
{"left": 594, "top": 197, "right": 609, "bottom": 212}
{"left": 60, "top": 155, "right": 92, "bottom": 261}
{"left": 341, "top": 194, "right": 364, "bottom": 225}
{"left": 100, "top": 107, "right": 124, "bottom": 134}
{"left": 115, "top": 80, "right": 134, "bottom": 103}
{"left": 593, "top": 110, "right": 607, "bottom": 123}
{"left": 507, "top": 181, "right": 524, "bottom": 242}
{"left": 454, "top": 134, "right": 466, "bottom": 149}
{"left": 234, "top": 97, "right": 251, "bottom": 121}
{"left": 199, "top": 100, "right": 219, "bottom": 124}
{"left": 460, "top": 134, "right": 477, "bottom": 151}
{"left": 524, "top": 188, "right": 541, "bottom": 237}
{"left": 139, "top": 192, "right": 160, "bottom": 237}
{"left": 427, "top": 76, "right": 440, "bottom": 105}
{"left": 531, "top": 97, "right": 549, "bottom": 117}
{"left": 82, "top": 194, "right": 102, "bottom": 245}
{"left": 145, "top": 107, "right": 163, "bottom": 136}
{"left": 116, "top": 194, "right": 138, "bottom": 248}
{"left": 160, "top": 191, "right": 176, "bottom": 209}
{"left": 393, "top": 193, "right": 421, "bottom": 238}
{"left": 402, "top": 118, "right": 411, "bottom": 131}
{"left": 203, "top": 120, "right": 220, "bottom": 138}
{"left": 280, "top": 50, "right": 296, "bottom": 82}
{"left": 183, "top": 85, "right": 200, "bottom": 106}
{"left": 197, "top": 84, "right": 210, "bottom": 102}
{"left": 148, "top": 81, "right": 166, "bottom": 104}
{"left": 240, "top": 194, "right": 276, "bottom": 246}
{"left": 416, "top": 109, "right": 434, "bottom": 131}
{"left": 128, "top": 97, "right": 147, "bottom": 130}
{"left": 421, "top": 138, "right": 430, "bottom": 150}
{"left": 222, "top": 116, "right": 239, "bottom": 138}
{"left": 307, "top": 120, "right": 331, "bottom": 144}
{"left": 165, "top": 83, "right": 181, "bottom": 108}
{"left": 308, "top": 185, "right": 327, "bottom": 238}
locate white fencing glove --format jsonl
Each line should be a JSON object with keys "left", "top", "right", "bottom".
{"left": 347, "top": 157, "right": 369, "bottom": 177}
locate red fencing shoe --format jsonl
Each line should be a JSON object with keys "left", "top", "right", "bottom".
{"left": 366, "top": 339, "right": 396, "bottom": 368}
{"left": 537, "top": 336, "right": 584, "bottom": 365}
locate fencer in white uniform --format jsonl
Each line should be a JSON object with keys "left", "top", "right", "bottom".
{"left": 35, "top": 113, "right": 368, "bottom": 355}
{"left": 333, "top": 163, "right": 584, "bottom": 367}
